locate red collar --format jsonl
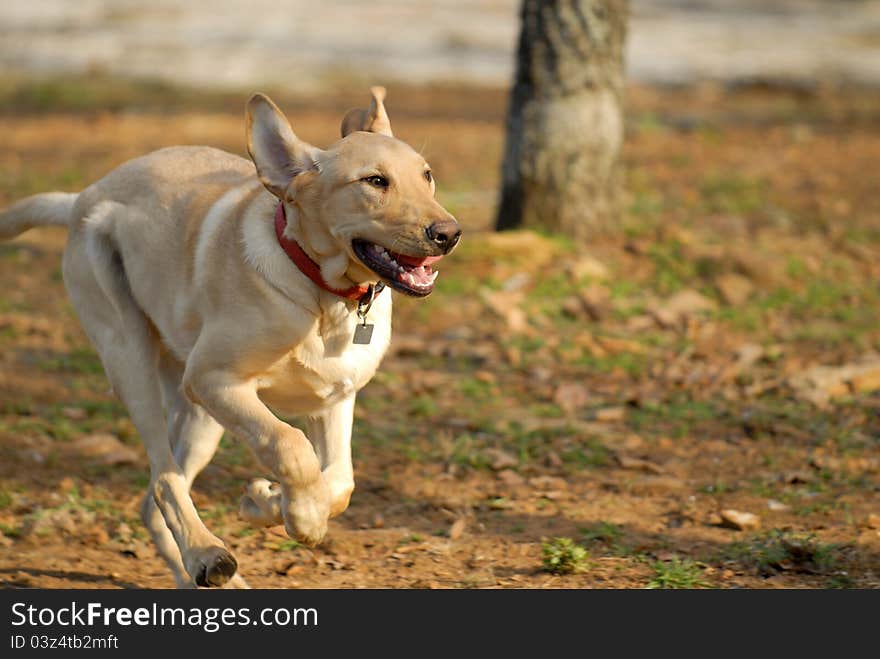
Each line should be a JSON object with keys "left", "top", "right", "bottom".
{"left": 274, "top": 203, "right": 374, "bottom": 302}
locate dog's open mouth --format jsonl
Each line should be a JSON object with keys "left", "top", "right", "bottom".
{"left": 351, "top": 239, "right": 442, "bottom": 297}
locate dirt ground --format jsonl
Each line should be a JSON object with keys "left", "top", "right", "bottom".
{"left": 0, "top": 79, "right": 878, "bottom": 589}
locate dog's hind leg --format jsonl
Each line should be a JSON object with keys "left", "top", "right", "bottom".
{"left": 140, "top": 354, "right": 250, "bottom": 588}
{"left": 63, "top": 215, "right": 239, "bottom": 588}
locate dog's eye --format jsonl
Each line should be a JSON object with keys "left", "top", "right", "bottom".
{"left": 363, "top": 175, "right": 389, "bottom": 189}
{"left": 424, "top": 170, "right": 433, "bottom": 184}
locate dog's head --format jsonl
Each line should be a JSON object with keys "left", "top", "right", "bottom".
{"left": 246, "top": 88, "right": 460, "bottom": 297}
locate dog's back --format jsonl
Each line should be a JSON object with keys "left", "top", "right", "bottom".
{"left": 62, "top": 146, "right": 276, "bottom": 362}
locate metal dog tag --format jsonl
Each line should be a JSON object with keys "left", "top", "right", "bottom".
{"left": 353, "top": 322, "right": 374, "bottom": 345}
{"left": 353, "top": 283, "right": 381, "bottom": 345}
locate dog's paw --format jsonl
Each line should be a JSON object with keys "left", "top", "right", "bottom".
{"left": 322, "top": 465, "right": 355, "bottom": 518}
{"left": 282, "top": 480, "right": 331, "bottom": 547}
{"left": 185, "top": 546, "right": 238, "bottom": 588}
{"left": 239, "top": 478, "right": 283, "bottom": 526}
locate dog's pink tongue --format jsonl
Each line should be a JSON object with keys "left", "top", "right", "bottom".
{"left": 392, "top": 252, "right": 444, "bottom": 267}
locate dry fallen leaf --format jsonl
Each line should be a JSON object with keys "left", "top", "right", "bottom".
{"left": 595, "top": 406, "right": 626, "bottom": 422}
{"left": 70, "top": 434, "right": 140, "bottom": 466}
{"left": 553, "top": 382, "right": 590, "bottom": 415}
{"left": 719, "top": 509, "right": 761, "bottom": 531}
{"left": 485, "top": 448, "right": 518, "bottom": 471}
{"left": 615, "top": 454, "right": 665, "bottom": 474}
{"left": 650, "top": 289, "right": 718, "bottom": 328}
{"left": 715, "top": 272, "right": 754, "bottom": 306}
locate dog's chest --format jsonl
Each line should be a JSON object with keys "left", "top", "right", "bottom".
{"left": 257, "top": 301, "right": 391, "bottom": 415}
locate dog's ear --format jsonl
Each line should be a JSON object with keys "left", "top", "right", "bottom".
{"left": 246, "top": 93, "right": 321, "bottom": 199}
{"left": 340, "top": 86, "right": 393, "bottom": 138}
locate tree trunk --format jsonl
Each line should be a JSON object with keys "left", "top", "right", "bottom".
{"left": 496, "top": 0, "right": 628, "bottom": 240}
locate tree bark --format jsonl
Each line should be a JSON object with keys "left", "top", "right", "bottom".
{"left": 496, "top": 0, "right": 628, "bottom": 240}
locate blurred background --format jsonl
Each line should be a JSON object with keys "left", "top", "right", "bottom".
{"left": 0, "top": 1, "right": 879, "bottom": 589}
{"left": 2, "top": 0, "right": 880, "bottom": 89}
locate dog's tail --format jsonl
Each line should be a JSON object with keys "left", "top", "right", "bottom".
{"left": 0, "top": 192, "right": 78, "bottom": 241}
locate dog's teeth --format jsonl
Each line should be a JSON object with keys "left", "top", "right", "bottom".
{"left": 428, "top": 270, "right": 439, "bottom": 283}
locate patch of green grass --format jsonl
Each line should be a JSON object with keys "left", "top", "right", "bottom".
{"left": 633, "top": 113, "right": 669, "bottom": 135}
{"left": 560, "top": 439, "right": 611, "bottom": 469}
{"left": 580, "top": 521, "right": 623, "bottom": 544}
{"left": 794, "top": 500, "right": 839, "bottom": 517}
{"left": 541, "top": 537, "right": 589, "bottom": 575}
{"left": 509, "top": 335, "right": 546, "bottom": 354}
{"left": 455, "top": 377, "right": 497, "bottom": 404}
{"left": 627, "top": 395, "right": 724, "bottom": 439}
{"left": 0, "top": 522, "right": 21, "bottom": 538}
{"left": 78, "top": 497, "right": 113, "bottom": 514}
{"left": 274, "top": 538, "right": 301, "bottom": 551}
{"left": 0, "top": 399, "right": 32, "bottom": 415}
{"left": 0, "top": 489, "right": 14, "bottom": 510}
{"left": 827, "top": 574, "right": 856, "bottom": 589}
{"left": 408, "top": 395, "right": 438, "bottom": 418}
{"left": 748, "top": 478, "right": 778, "bottom": 498}
{"left": 786, "top": 256, "right": 808, "bottom": 279}
{"left": 498, "top": 421, "right": 610, "bottom": 469}
{"left": 699, "top": 174, "right": 768, "bottom": 215}
{"left": 719, "top": 530, "right": 843, "bottom": 577}
{"left": 0, "top": 72, "right": 246, "bottom": 116}
{"left": 45, "top": 418, "right": 81, "bottom": 442}
{"left": 580, "top": 522, "right": 633, "bottom": 556}
{"left": 447, "top": 433, "right": 492, "bottom": 470}
{"left": 646, "top": 559, "right": 711, "bottom": 589}
{"left": 576, "top": 351, "right": 649, "bottom": 378}
{"left": 0, "top": 295, "right": 34, "bottom": 315}
{"left": 200, "top": 504, "right": 232, "bottom": 522}
{"left": 63, "top": 489, "right": 115, "bottom": 516}
{"left": 421, "top": 270, "right": 476, "bottom": 299}
{"left": 737, "top": 397, "right": 861, "bottom": 447}
{"left": 648, "top": 240, "right": 698, "bottom": 294}
{"left": 608, "top": 279, "right": 641, "bottom": 301}
{"left": 40, "top": 348, "right": 104, "bottom": 375}
{"left": 716, "top": 273, "right": 880, "bottom": 345}
{"left": 627, "top": 188, "right": 666, "bottom": 220}
{"left": 0, "top": 417, "right": 48, "bottom": 438}
{"left": 129, "top": 472, "right": 150, "bottom": 489}
{"left": 215, "top": 434, "right": 253, "bottom": 468}
{"left": 699, "top": 481, "right": 734, "bottom": 496}
{"left": 487, "top": 497, "right": 512, "bottom": 510}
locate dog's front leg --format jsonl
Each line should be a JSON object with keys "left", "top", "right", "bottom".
{"left": 307, "top": 394, "right": 356, "bottom": 517}
{"left": 239, "top": 394, "right": 355, "bottom": 529}
{"left": 184, "top": 367, "right": 331, "bottom": 546}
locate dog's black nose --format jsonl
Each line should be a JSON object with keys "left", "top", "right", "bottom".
{"left": 426, "top": 220, "right": 462, "bottom": 253}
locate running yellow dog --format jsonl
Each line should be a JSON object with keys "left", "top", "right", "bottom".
{"left": 0, "top": 88, "right": 460, "bottom": 588}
